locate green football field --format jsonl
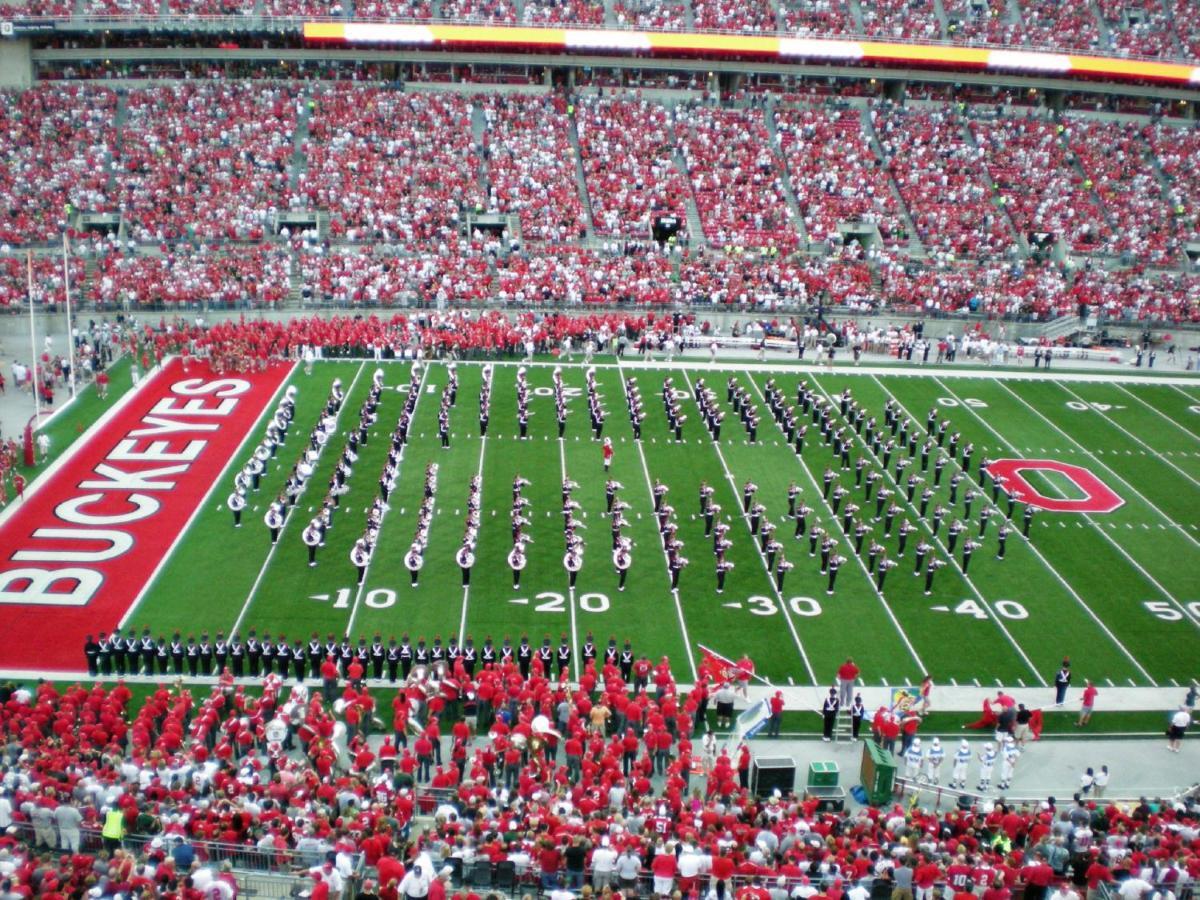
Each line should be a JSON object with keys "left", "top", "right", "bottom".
{"left": 122, "top": 358, "right": 1200, "bottom": 690}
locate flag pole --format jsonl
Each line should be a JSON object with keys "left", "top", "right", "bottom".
{"left": 27, "top": 251, "right": 41, "bottom": 420}
{"left": 62, "top": 231, "right": 77, "bottom": 397}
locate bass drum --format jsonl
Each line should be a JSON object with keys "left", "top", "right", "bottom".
{"left": 507, "top": 548, "right": 526, "bottom": 571}
{"left": 265, "top": 718, "right": 289, "bottom": 743}
{"left": 613, "top": 550, "right": 630, "bottom": 570}
{"left": 405, "top": 552, "right": 424, "bottom": 572}
{"left": 564, "top": 553, "right": 582, "bottom": 573}
{"left": 456, "top": 549, "right": 476, "bottom": 569}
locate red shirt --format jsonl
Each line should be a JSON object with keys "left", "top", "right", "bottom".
{"left": 651, "top": 853, "right": 677, "bottom": 877}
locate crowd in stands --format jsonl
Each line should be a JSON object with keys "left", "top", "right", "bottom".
{"left": 0, "top": 85, "right": 1198, "bottom": 322}
{"left": 0, "top": 658, "right": 1198, "bottom": 900}
{"left": 575, "top": 97, "right": 691, "bottom": 242}
{"left": 873, "top": 106, "right": 1017, "bottom": 261}
{"left": 772, "top": 106, "right": 903, "bottom": 248}
{"left": 8, "top": 0, "right": 1200, "bottom": 60}
{"left": 676, "top": 108, "right": 798, "bottom": 253}
{"left": 297, "top": 88, "right": 483, "bottom": 245}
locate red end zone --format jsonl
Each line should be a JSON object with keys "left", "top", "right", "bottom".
{"left": 0, "top": 358, "right": 291, "bottom": 672}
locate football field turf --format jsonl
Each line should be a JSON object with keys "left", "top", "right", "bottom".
{"left": 21, "top": 358, "right": 1200, "bottom": 689}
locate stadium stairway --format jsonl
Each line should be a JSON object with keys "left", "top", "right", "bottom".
{"left": 1089, "top": 0, "right": 1114, "bottom": 49}
{"left": 858, "top": 105, "right": 926, "bottom": 259}
{"left": 764, "top": 101, "right": 810, "bottom": 250}
{"left": 958, "top": 115, "right": 1031, "bottom": 258}
{"left": 845, "top": 0, "right": 866, "bottom": 33}
{"left": 930, "top": 0, "right": 951, "bottom": 38}
{"left": 566, "top": 111, "right": 597, "bottom": 239}
{"left": 671, "top": 143, "right": 708, "bottom": 250}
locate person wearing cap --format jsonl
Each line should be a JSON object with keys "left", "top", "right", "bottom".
{"left": 951, "top": 739, "right": 971, "bottom": 790}
{"left": 767, "top": 691, "right": 785, "bottom": 738}
{"left": 1168, "top": 705, "right": 1191, "bottom": 752}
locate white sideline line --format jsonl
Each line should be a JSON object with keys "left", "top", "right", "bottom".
{"left": 1113, "top": 383, "right": 1200, "bottom": 446}
{"left": 679, "top": 368, "right": 818, "bottom": 685}
{"left": 613, "top": 360, "right": 699, "bottom": 683}
{"left": 992, "top": 379, "right": 1200, "bottom": 632}
{"left": 121, "top": 360, "right": 297, "bottom": 630}
{"left": 928, "top": 378, "right": 1157, "bottom": 684}
{"left": 742, "top": 371, "right": 927, "bottom": 677}
{"left": 229, "top": 362, "right": 364, "bottom": 638}
{"left": 1056, "top": 383, "right": 1200, "bottom": 489}
{"left": 327, "top": 357, "right": 1200, "bottom": 386}
{"left": 818, "top": 373, "right": 1046, "bottom": 684}
{"left": 346, "top": 363, "right": 429, "bottom": 638}
{"left": 995, "top": 380, "right": 1200, "bottom": 553}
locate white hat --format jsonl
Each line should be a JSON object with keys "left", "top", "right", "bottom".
{"left": 984, "top": 742, "right": 993, "bottom": 751}
{"left": 960, "top": 739, "right": 969, "bottom": 748}
{"left": 931, "top": 738, "right": 940, "bottom": 748}
{"left": 911, "top": 738, "right": 921, "bottom": 748}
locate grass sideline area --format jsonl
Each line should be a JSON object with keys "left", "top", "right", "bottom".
{"left": 9, "top": 356, "right": 1200, "bottom": 699}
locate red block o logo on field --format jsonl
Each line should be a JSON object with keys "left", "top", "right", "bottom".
{"left": 986, "top": 459, "right": 1124, "bottom": 513}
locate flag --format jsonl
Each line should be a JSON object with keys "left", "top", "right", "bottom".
{"left": 698, "top": 646, "right": 738, "bottom": 684}
{"left": 963, "top": 698, "right": 999, "bottom": 730}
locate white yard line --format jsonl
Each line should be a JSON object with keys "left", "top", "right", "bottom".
{"left": 994, "top": 380, "right": 1200, "bottom": 552}
{"left": 924, "top": 377, "right": 1158, "bottom": 683}
{"left": 613, "top": 360, "right": 699, "bottom": 682}
{"left": 743, "top": 371, "right": 928, "bottom": 677}
{"left": 230, "top": 361, "right": 365, "bottom": 638}
{"left": 122, "top": 360, "right": 298, "bottom": 630}
{"left": 1054, "top": 383, "right": 1200, "bottom": 489}
{"left": 678, "top": 369, "right": 818, "bottom": 685}
{"left": 345, "top": 363, "right": 429, "bottom": 638}
{"left": 1113, "top": 383, "right": 1200, "bottom": 445}
{"left": 813, "top": 374, "right": 1046, "bottom": 684}
{"left": 459, "top": 430, "right": 489, "bottom": 646}
{"left": 556, "top": 433, "right": 582, "bottom": 679}
{"left": 991, "top": 379, "right": 1200, "bottom": 632}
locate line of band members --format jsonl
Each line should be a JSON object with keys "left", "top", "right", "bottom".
{"left": 84, "top": 631, "right": 641, "bottom": 683}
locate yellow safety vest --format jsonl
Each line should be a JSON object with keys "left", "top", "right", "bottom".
{"left": 102, "top": 809, "right": 125, "bottom": 840}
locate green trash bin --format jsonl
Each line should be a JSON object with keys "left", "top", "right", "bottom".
{"left": 807, "top": 761, "right": 840, "bottom": 788}
{"left": 860, "top": 740, "right": 897, "bottom": 806}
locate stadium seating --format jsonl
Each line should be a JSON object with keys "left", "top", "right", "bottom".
{"left": 481, "top": 95, "right": 585, "bottom": 243}
{"left": 297, "top": 87, "right": 483, "bottom": 244}
{"left": 0, "top": 256, "right": 85, "bottom": 308}
{"left": 691, "top": 0, "right": 778, "bottom": 33}
{"left": 119, "top": 84, "right": 297, "bottom": 243}
{"left": 524, "top": 0, "right": 606, "bottom": 25}
{"left": 676, "top": 107, "right": 799, "bottom": 251}
{"left": 1019, "top": 0, "right": 1103, "bottom": 51}
{"left": 773, "top": 106, "right": 903, "bottom": 247}
{"left": 0, "top": 85, "right": 117, "bottom": 246}
{"left": 613, "top": 0, "right": 688, "bottom": 28}
{"left": 969, "top": 116, "right": 1111, "bottom": 254}
{"left": 574, "top": 96, "right": 691, "bottom": 241}
{"left": 873, "top": 105, "right": 1018, "bottom": 259}
{"left": 857, "top": 0, "right": 943, "bottom": 39}
{"left": 89, "top": 248, "right": 291, "bottom": 308}
{"left": 1062, "top": 119, "right": 1180, "bottom": 264}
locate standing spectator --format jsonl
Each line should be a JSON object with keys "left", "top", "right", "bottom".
{"left": 615, "top": 847, "right": 642, "bottom": 897}
{"left": 1093, "top": 765, "right": 1109, "bottom": 798}
{"left": 836, "top": 658, "right": 860, "bottom": 708}
{"left": 1055, "top": 660, "right": 1072, "bottom": 707}
{"left": 53, "top": 800, "right": 83, "bottom": 852}
{"left": 767, "top": 691, "right": 784, "bottom": 738}
{"left": 650, "top": 842, "right": 677, "bottom": 897}
{"left": 1078, "top": 681, "right": 1098, "bottom": 727}
{"left": 1168, "top": 705, "right": 1191, "bottom": 752}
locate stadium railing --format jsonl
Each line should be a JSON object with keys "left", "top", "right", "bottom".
{"left": 4, "top": 12, "right": 1193, "bottom": 64}
{"left": 2, "top": 820, "right": 364, "bottom": 878}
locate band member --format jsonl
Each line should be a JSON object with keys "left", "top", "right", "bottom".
{"left": 303, "top": 519, "right": 321, "bottom": 567}
{"left": 228, "top": 487, "right": 246, "bottom": 527}
{"left": 457, "top": 543, "right": 475, "bottom": 587}
{"left": 565, "top": 549, "right": 582, "bottom": 590}
{"left": 509, "top": 543, "right": 527, "bottom": 589}
{"left": 351, "top": 537, "right": 371, "bottom": 585}
{"left": 405, "top": 543, "right": 423, "bottom": 587}
{"left": 265, "top": 501, "right": 285, "bottom": 545}
{"left": 614, "top": 544, "right": 631, "bottom": 592}
{"left": 716, "top": 558, "right": 734, "bottom": 594}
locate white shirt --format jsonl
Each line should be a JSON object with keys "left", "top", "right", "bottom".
{"left": 1171, "top": 710, "right": 1191, "bottom": 729}
{"left": 591, "top": 847, "right": 617, "bottom": 874}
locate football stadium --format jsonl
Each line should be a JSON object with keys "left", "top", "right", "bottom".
{"left": 0, "top": 3, "right": 1198, "bottom": 897}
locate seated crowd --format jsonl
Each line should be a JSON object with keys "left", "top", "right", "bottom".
{"left": 0, "top": 653, "right": 1197, "bottom": 900}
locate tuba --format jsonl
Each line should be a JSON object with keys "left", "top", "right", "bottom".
{"left": 508, "top": 547, "right": 527, "bottom": 571}
{"left": 456, "top": 546, "right": 476, "bottom": 569}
